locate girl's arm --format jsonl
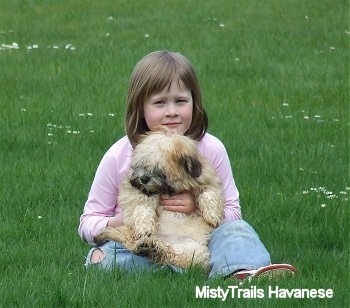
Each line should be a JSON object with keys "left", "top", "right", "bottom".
{"left": 78, "top": 153, "right": 121, "bottom": 245}
{"left": 199, "top": 135, "right": 242, "bottom": 221}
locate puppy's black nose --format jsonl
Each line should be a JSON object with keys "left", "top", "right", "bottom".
{"left": 140, "top": 175, "right": 150, "bottom": 184}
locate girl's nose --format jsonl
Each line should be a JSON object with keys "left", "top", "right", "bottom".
{"left": 166, "top": 102, "right": 179, "bottom": 116}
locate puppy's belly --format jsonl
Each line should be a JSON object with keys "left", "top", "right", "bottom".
{"left": 156, "top": 210, "right": 212, "bottom": 246}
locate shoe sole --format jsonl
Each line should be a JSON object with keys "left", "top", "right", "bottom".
{"left": 254, "top": 264, "right": 297, "bottom": 280}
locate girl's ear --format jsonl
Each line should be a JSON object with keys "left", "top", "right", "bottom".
{"left": 181, "top": 155, "right": 202, "bottom": 178}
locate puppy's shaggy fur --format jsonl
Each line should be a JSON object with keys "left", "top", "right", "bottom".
{"left": 95, "top": 131, "right": 225, "bottom": 270}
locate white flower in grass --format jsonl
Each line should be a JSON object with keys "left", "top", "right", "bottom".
{"left": 38, "top": 215, "right": 43, "bottom": 219}
{"left": 21, "top": 108, "right": 27, "bottom": 112}
{"left": 12, "top": 42, "right": 19, "bottom": 49}
{"left": 320, "top": 204, "right": 326, "bottom": 208}
{"left": 326, "top": 195, "right": 337, "bottom": 199}
{"left": 304, "top": 116, "right": 309, "bottom": 120}
{"left": 108, "top": 113, "right": 115, "bottom": 117}
{"left": 78, "top": 113, "right": 85, "bottom": 117}
{"left": 302, "top": 190, "right": 309, "bottom": 194}
{"left": 144, "top": 34, "right": 150, "bottom": 38}
{"left": 87, "top": 113, "right": 93, "bottom": 116}
{"left": 282, "top": 102, "right": 289, "bottom": 107}
{"left": 107, "top": 16, "right": 113, "bottom": 21}
{"left": 65, "top": 43, "right": 76, "bottom": 50}
{"left": 219, "top": 23, "right": 225, "bottom": 27}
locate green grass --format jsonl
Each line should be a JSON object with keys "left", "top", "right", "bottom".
{"left": 0, "top": 0, "right": 348, "bottom": 307}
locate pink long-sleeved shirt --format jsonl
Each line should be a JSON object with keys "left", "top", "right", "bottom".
{"left": 78, "top": 133, "right": 241, "bottom": 244}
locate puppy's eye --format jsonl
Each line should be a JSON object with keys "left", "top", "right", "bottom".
{"left": 140, "top": 175, "right": 150, "bottom": 184}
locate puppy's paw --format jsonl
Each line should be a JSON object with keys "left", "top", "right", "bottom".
{"left": 94, "top": 229, "right": 113, "bottom": 245}
{"left": 203, "top": 214, "right": 223, "bottom": 228}
{"left": 133, "top": 237, "right": 159, "bottom": 256}
{"left": 94, "top": 233, "right": 107, "bottom": 245}
{"left": 132, "top": 224, "right": 156, "bottom": 239}
{"left": 197, "top": 192, "right": 224, "bottom": 228}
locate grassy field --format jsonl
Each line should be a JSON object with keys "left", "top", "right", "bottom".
{"left": 0, "top": 0, "right": 348, "bottom": 307}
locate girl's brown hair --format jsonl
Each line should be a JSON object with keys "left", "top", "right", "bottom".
{"left": 125, "top": 50, "right": 208, "bottom": 147}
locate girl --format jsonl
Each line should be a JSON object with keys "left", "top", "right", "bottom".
{"left": 78, "top": 50, "right": 296, "bottom": 279}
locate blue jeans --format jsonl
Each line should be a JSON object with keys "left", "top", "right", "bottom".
{"left": 84, "top": 220, "right": 271, "bottom": 277}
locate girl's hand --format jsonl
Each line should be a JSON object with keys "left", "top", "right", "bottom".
{"left": 161, "top": 191, "right": 196, "bottom": 214}
{"left": 107, "top": 212, "right": 124, "bottom": 228}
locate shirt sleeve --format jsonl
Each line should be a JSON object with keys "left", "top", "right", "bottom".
{"left": 198, "top": 135, "right": 242, "bottom": 221}
{"left": 78, "top": 153, "right": 120, "bottom": 245}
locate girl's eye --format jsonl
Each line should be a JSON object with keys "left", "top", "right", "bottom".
{"left": 177, "top": 99, "right": 188, "bottom": 104}
{"left": 153, "top": 100, "right": 165, "bottom": 105}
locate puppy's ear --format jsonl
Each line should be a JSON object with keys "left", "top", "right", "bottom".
{"left": 181, "top": 155, "right": 202, "bottom": 178}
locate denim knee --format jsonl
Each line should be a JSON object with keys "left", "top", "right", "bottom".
{"left": 85, "top": 241, "right": 155, "bottom": 271}
{"left": 209, "top": 220, "right": 271, "bottom": 277}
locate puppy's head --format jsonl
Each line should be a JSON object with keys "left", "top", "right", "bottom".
{"left": 129, "top": 165, "right": 175, "bottom": 196}
{"left": 130, "top": 131, "right": 203, "bottom": 195}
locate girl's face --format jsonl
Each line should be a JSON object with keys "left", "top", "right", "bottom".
{"left": 143, "top": 79, "right": 193, "bottom": 135}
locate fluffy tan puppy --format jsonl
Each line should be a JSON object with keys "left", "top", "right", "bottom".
{"left": 95, "top": 131, "right": 224, "bottom": 270}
